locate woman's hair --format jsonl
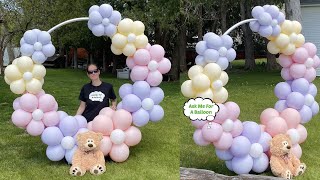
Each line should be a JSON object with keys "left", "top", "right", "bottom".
{"left": 86, "top": 63, "right": 99, "bottom": 71}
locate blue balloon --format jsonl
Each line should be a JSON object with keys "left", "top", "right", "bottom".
{"left": 46, "top": 145, "right": 65, "bottom": 161}
{"left": 216, "top": 149, "right": 233, "bottom": 161}
{"left": 252, "top": 153, "right": 269, "bottom": 173}
{"left": 92, "top": 24, "right": 105, "bottom": 37}
{"left": 132, "top": 108, "right": 150, "bottom": 127}
{"left": 65, "top": 145, "right": 78, "bottom": 164}
{"left": 258, "top": 25, "right": 273, "bottom": 37}
{"left": 119, "top": 83, "right": 133, "bottom": 99}
{"left": 230, "top": 136, "right": 251, "bottom": 157}
{"left": 59, "top": 116, "right": 79, "bottom": 136}
{"left": 249, "top": 21, "right": 260, "bottom": 32}
{"left": 23, "top": 30, "right": 37, "bottom": 44}
{"left": 241, "top": 121, "right": 261, "bottom": 143}
{"left": 216, "top": 57, "right": 229, "bottom": 70}
{"left": 149, "top": 105, "right": 164, "bottom": 122}
{"left": 149, "top": 87, "right": 164, "bottom": 105}
{"left": 122, "top": 94, "right": 142, "bottom": 112}
{"left": 32, "top": 51, "right": 46, "bottom": 64}
{"left": 226, "top": 48, "right": 236, "bottom": 62}
{"left": 41, "top": 127, "right": 64, "bottom": 146}
{"left": 42, "top": 44, "right": 56, "bottom": 57}
{"left": 89, "top": 5, "right": 99, "bottom": 14}
{"left": 232, "top": 155, "right": 253, "bottom": 174}
{"left": 104, "top": 24, "right": 117, "bottom": 37}
{"left": 20, "top": 43, "right": 34, "bottom": 56}
{"left": 89, "top": 11, "right": 103, "bottom": 25}
{"left": 38, "top": 31, "right": 51, "bottom": 45}
{"left": 133, "top": 81, "right": 150, "bottom": 100}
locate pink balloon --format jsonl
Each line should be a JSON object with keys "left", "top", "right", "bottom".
{"left": 99, "top": 107, "right": 115, "bottom": 117}
{"left": 87, "top": 121, "right": 93, "bottom": 130}
{"left": 53, "top": 102, "right": 58, "bottom": 111}
{"left": 92, "top": 115, "right": 113, "bottom": 136}
{"left": 313, "top": 55, "right": 320, "bottom": 68}
{"left": 158, "top": 58, "right": 171, "bottom": 74}
{"left": 109, "top": 143, "right": 130, "bottom": 162}
{"left": 149, "top": 44, "right": 165, "bottom": 62}
{"left": 39, "top": 94, "right": 56, "bottom": 112}
{"left": 11, "top": 109, "right": 32, "bottom": 128}
{"left": 133, "top": 49, "right": 151, "bottom": 66}
{"left": 265, "top": 116, "right": 288, "bottom": 137}
{"left": 291, "top": 144, "right": 302, "bottom": 159}
{"left": 20, "top": 93, "right": 38, "bottom": 112}
{"left": 193, "top": 129, "right": 210, "bottom": 146}
{"left": 144, "top": 43, "right": 151, "bottom": 50}
{"left": 26, "top": 120, "right": 45, "bottom": 136}
{"left": 230, "top": 119, "right": 243, "bottom": 137}
{"left": 280, "top": 108, "right": 301, "bottom": 129}
{"left": 304, "top": 67, "right": 316, "bottom": 82}
{"left": 292, "top": 47, "right": 308, "bottom": 64}
{"left": 112, "top": 109, "right": 132, "bottom": 131}
{"left": 303, "top": 42, "right": 317, "bottom": 57}
{"left": 260, "top": 108, "right": 279, "bottom": 125}
{"left": 191, "top": 120, "right": 207, "bottom": 129}
{"left": 74, "top": 115, "right": 88, "bottom": 128}
{"left": 214, "top": 103, "right": 228, "bottom": 124}
{"left": 13, "top": 97, "right": 21, "bottom": 110}
{"left": 201, "top": 122, "right": 223, "bottom": 142}
{"left": 224, "top": 102, "right": 240, "bottom": 120}
{"left": 289, "top": 63, "right": 307, "bottom": 79}
{"left": 100, "top": 136, "right": 112, "bottom": 156}
{"left": 146, "top": 70, "right": 163, "bottom": 86}
{"left": 124, "top": 126, "right": 142, "bottom": 146}
{"left": 213, "top": 132, "right": 233, "bottom": 150}
{"left": 126, "top": 57, "right": 136, "bottom": 69}
{"left": 130, "top": 65, "right": 149, "bottom": 81}
{"left": 281, "top": 68, "right": 294, "bottom": 81}
{"left": 260, "top": 124, "right": 266, "bottom": 132}
{"left": 296, "top": 124, "right": 307, "bottom": 144}
{"left": 35, "top": 90, "right": 46, "bottom": 98}
{"left": 42, "top": 111, "right": 60, "bottom": 127}
{"left": 278, "top": 54, "right": 293, "bottom": 68}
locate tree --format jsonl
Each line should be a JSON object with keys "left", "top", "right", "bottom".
{"left": 285, "top": 0, "right": 301, "bottom": 22}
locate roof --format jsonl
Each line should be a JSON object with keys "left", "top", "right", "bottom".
{"left": 301, "top": 0, "right": 320, "bottom": 6}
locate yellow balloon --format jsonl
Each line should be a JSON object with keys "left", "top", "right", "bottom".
{"left": 118, "top": 18, "right": 134, "bottom": 35}
{"left": 10, "top": 79, "right": 25, "bottom": 94}
{"left": 267, "top": 41, "right": 280, "bottom": 54}
{"left": 275, "top": 34, "right": 290, "bottom": 49}
{"left": 282, "top": 43, "right": 296, "bottom": 56}
{"left": 26, "top": 79, "right": 42, "bottom": 94}
{"left": 111, "top": 45, "right": 123, "bottom": 55}
{"left": 4, "top": 76, "right": 11, "bottom": 85}
{"left": 192, "top": 73, "right": 210, "bottom": 92}
{"left": 123, "top": 43, "right": 136, "bottom": 57}
{"left": 281, "top": 20, "right": 293, "bottom": 35}
{"left": 17, "top": 56, "right": 34, "bottom": 73}
{"left": 32, "top": 64, "right": 46, "bottom": 79}
{"left": 112, "top": 33, "right": 127, "bottom": 49}
{"left": 212, "top": 87, "right": 228, "bottom": 104}
{"left": 12, "top": 58, "right": 19, "bottom": 65}
{"left": 219, "top": 71, "right": 229, "bottom": 86}
{"left": 181, "top": 80, "right": 196, "bottom": 98}
{"left": 4, "top": 65, "right": 22, "bottom": 81}
{"left": 196, "top": 88, "right": 214, "bottom": 100}
{"left": 267, "top": 36, "right": 276, "bottom": 41}
{"left": 135, "top": 35, "right": 148, "bottom": 49}
{"left": 294, "top": 34, "right": 305, "bottom": 47}
{"left": 133, "top": 21, "right": 145, "bottom": 35}
{"left": 188, "top": 65, "right": 204, "bottom": 79}
{"left": 292, "top": 21, "right": 302, "bottom": 34}
{"left": 203, "top": 63, "right": 221, "bottom": 81}
{"left": 40, "top": 78, "right": 44, "bottom": 85}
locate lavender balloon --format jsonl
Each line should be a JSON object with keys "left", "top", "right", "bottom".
{"left": 230, "top": 136, "right": 251, "bottom": 157}
{"left": 41, "top": 127, "right": 64, "bottom": 146}
{"left": 308, "top": 83, "right": 317, "bottom": 97}
{"left": 274, "top": 82, "right": 291, "bottom": 99}
{"left": 59, "top": 116, "right": 79, "bottom": 137}
{"left": 216, "top": 149, "right": 233, "bottom": 161}
{"left": 252, "top": 153, "right": 269, "bottom": 173}
{"left": 286, "top": 92, "right": 305, "bottom": 110}
{"left": 299, "top": 105, "right": 313, "bottom": 123}
{"left": 258, "top": 132, "right": 272, "bottom": 152}
{"left": 291, "top": 78, "right": 310, "bottom": 95}
{"left": 149, "top": 87, "right": 164, "bottom": 105}
{"left": 274, "top": 100, "right": 288, "bottom": 112}
{"left": 122, "top": 94, "right": 142, "bottom": 112}
{"left": 149, "top": 105, "right": 164, "bottom": 122}
{"left": 311, "top": 102, "right": 319, "bottom": 116}
{"left": 133, "top": 81, "right": 151, "bottom": 100}
{"left": 132, "top": 108, "right": 150, "bottom": 127}
{"left": 241, "top": 122, "right": 261, "bottom": 143}
{"left": 232, "top": 155, "right": 253, "bottom": 174}
{"left": 46, "top": 145, "right": 65, "bottom": 161}
{"left": 119, "top": 83, "right": 133, "bottom": 99}
{"left": 65, "top": 145, "right": 78, "bottom": 164}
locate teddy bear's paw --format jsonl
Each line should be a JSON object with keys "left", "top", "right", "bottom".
{"left": 90, "top": 164, "right": 106, "bottom": 175}
{"left": 295, "top": 163, "right": 306, "bottom": 176}
{"left": 70, "top": 167, "right": 84, "bottom": 176}
{"left": 284, "top": 170, "right": 293, "bottom": 179}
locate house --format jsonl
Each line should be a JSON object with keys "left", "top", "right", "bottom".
{"left": 3, "top": 47, "right": 20, "bottom": 66}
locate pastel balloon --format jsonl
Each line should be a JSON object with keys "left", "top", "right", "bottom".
{"left": 133, "top": 49, "right": 150, "bottom": 66}
{"left": 304, "top": 67, "right": 316, "bottom": 82}
{"left": 289, "top": 63, "right": 306, "bottom": 79}
{"left": 224, "top": 102, "right": 240, "bottom": 120}
{"left": 193, "top": 129, "right": 210, "bottom": 146}
{"left": 158, "top": 58, "right": 171, "bottom": 74}
{"left": 252, "top": 153, "right": 269, "bottom": 173}
{"left": 286, "top": 129, "right": 300, "bottom": 145}
{"left": 100, "top": 136, "right": 112, "bottom": 156}
{"left": 265, "top": 116, "right": 288, "bottom": 137}
{"left": 299, "top": 105, "right": 313, "bottom": 124}
{"left": 46, "top": 145, "right": 65, "bottom": 161}
{"left": 230, "top": 119, "right": 243, "bottom": 137}
{"left": 20, "top": 93, "right": 38, "bottom": 113}
{"left": 286, "top": 92, "right": 305, "bottom": 110}
{"left": 109, "top": 144, "right": 130, "bottom": 162}
{"left": 132, "top": 108, "right": 149, "bottom": 127}
{"left": 213, "top": 132, "right": 233, "bottom": 150}
{"left": 291, "top": 78, "right": 309, "bottom": 95}
{"left": 59, "top": 116, "right": 79, "bottom": 137}
{"left": 260, "top": 108, "right": 279, "bottom": 125}
{"left": 214, "top": 104, "right": 228, "bottom": 124}
{"left": 146, "top": 70, "right": 163, "bottom": 87}
{"left": 42, "top": 111, "right": 60, "bottom": 127}
{"left": 296, "top": 124, "right": 307, "bottom": 144}
{"left": 249, "top": 143, "right": 263, "bottom": 158}
{"left": 26, "top": 120, "right": 45, "bottom": 136}
{"left": 241, "top": 121, "right": 261, "bottom": 143}
{"left": 122, "top": 94, "right": 142, "bottom": 112}
{"left": 149, "top": 105, "right": 164, "bottom": 122}
{"left": 13, "top": 97, "right": 21, "bottom": 110}
{"left": 65, "top": 145, "right": 77, "bottom": 164}
{"left": 91, "top": 115, "right": 113, "bottom": 136}
{"left": 124, "top": 126, "right": 142, "bottom": 146}
{"left": 232, "top": 155, "right": 253, "bottom": 174}
{"left": 281, "top": 68, "right": 293, "bottom": 81}
{"left": 191, "top": 120, "right": 207, "bottom": 129}
{"left": 201, "top": 122, "right": 223, "bottom": 142}
{"left": 230, "top": 136, "right": 251, "bottom": 157}
{"left": 291, "top": 144, "right": 302, "bottom": 159}
{"left": 280, "top": 108, "right": 301, "bottom": 129}
{"left": 311, "top": 101, "right": 319, "bottom": 116}
{"left": 278, "top": 54, "right": 293, "bottom": 68}
{"left": 181, "top": 80, "right": 196, "bottom": 98}
{"left": 38, "top": 94, "right": 56, "bottom": 112}
{"left": 119, "top": 84, "right": 133, "bottom": 99}
{"left": 215, "top": 149, "right": 233, "bottom": 161}
{"left": 292, "top": 47, "right": 308, "bottom": 63}
{"left": 149, "top": 87, "right": 164, "bottom": 105}
{"left": 113, "top": 109, "right": 132, "bottom": 130}
{"left": 188, "top": 65, "right": 204, "bottom": 79}
{"left": 99, "top": 107, "right": 115, "bottom": 117}
{"left": 61, "top": 136, "right": 75, "bottom": 150}
{"left": 274, "top": 100, "right": 288, "bottom": 112}
{"left": 11, "top": 109, "right": 32, "bottom": 128}
{"left": 258, "top": 132, "right": 272, "bottom": 152}
{"left": 133, "top": 81, "right": 150, "bottom": 99}
{"left": 274, "top": 82, "right": 291, "bottom": 99}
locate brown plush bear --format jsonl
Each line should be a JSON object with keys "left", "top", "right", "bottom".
{"left": 269, "top": 134, "right": 306, "bottom": 179}
{"left": 70, "top": 131, "right": 106, "bottom": 176}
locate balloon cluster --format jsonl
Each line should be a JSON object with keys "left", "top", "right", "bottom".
{"left": 87, "top": 108, "right": 142, "bottom": 162}
{"left": 20, "top": 29, "right": 55, "bottom": 64}
{"left": 117, "top": 81, "right": 165, "bottom": 127}
{"left": 126, "top": 44, "right": 171, "bottom": 86}
{"left": 4, "top": 56, "right": 45, "bottom": 94}
{"left": 181, "top": 63, "right": 229, "bottom": 103}
{"left": 195, "top": 33, "right": 236, "bottom": 70}
{"left": 249, "top": 5, "right": 285, "bottom": 37}
{"left": 88, "top": 4, "right": 121, "bottom": 37}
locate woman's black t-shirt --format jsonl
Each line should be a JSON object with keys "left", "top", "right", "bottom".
{"left": 79, "top": 82, "right": 116, "bottom": 122}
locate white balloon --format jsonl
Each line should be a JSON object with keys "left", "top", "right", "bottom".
{"left": 23, "top": 72, "right": 33, "bottom": 81}
{"left": 110, "top": 129, "right": 126, "bottom": 145}
{"left": 222, "top": 119, "right": 234, "bottom": 132}
{"left": 305, "top": 58, "right": 314, "bottom": 68}
{"left": 61, "top": 136, "right": 76, "bottom": 150}
{"left": 142, "top": 98, "right": 154, "bottom": 110}
{"left": 286, "top": 129, "right": 300, "bottom": 145}
{"left": 127, "top": 33, "right": 136, "bottom": 43}
{"left": 305, "top": 94, "right": 315, "bottom": 106}
{"left": 32, "top": 51, "right": 46, "bottom": 64}
{"left": 32, "top": 109, "right": 44, "bottom": 121}
{"left": 38, "top": 31, "right": 51, "bottom": 45}
{"left": 42, "top": 44, "right": 56, "bottom": 57}
{"left": 212, "top": 80, "right": 223, "bottom": 90}
{"left": 148, "top": 60, "right": 159, "bottom": 72}
{"left": 250, "top": 143, "right": 263, "bottom": 158}
{"left": 33, "top": 42, "right": 43, "bottom": 51}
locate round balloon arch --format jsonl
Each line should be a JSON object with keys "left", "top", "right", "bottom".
{"left": 181, "top": 5, "right": 319, "bottom": 174}
{"left": 4, "top": 4, "right": 171, "bottom": 163}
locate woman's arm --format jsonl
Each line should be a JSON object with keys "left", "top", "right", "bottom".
{"left": 111, "top": 99, "right": 117, "bottom": 110}
{"left": 76, "top": 101, "right": 86, "bottom": 115}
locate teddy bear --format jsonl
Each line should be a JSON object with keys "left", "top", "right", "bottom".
{"left": 70, "top": 131, "right": 106, "bottom": 176}
{"left": 269, "top": 134, "right": 306, "bottom": 179}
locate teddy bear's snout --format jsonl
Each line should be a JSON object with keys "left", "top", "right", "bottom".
{"left": 85, "top": 139, "right": 96, "bottom": 149}
{"left": 287, "top": 145, "right": 291, "bottom": 149}
{"left": 88, "top": 143, "right": 93, "bottom": 147}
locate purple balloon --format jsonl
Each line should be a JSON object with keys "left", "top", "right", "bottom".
{"left": 104, "top": 24, "right": 117, "bottom": 37}
{"left": 274, "top": 82, "right": 291, "bottom": 99}
{"left": 206, "top": 34, "right": 222, "bottom": 49}
{"left": 286, "top": 92, "right": 305, "bottom": 110}
{"left": 41, "top": 127, "right": 64, "bottom": 146}
{"left": 271, "top": 25, "right": 281, "bottom": 36}
{"left": 258, "top": 132, "right": 272, "bottom": 152}
{"left": 252, "top": 6, "right": 264, "bottom": 18}
{"left": 241, "top": 122, "right": 261, "bottom": 143}
{"left": 225, "top": 160, "right": 233, "bottom": 171}
{"left": 132, "top": 108, "right": 150, "bottom": 127}
{"left": 277, "top": 12, "right": 285, "bottom": 24}
{"left": 249, "top": 21, "right": 260, "bottom": 32}
{"left": 308, "top": 83, "right": 317, "bottom": 97}
{"left": 311, "top": 101, "right": 319, "bottom": 116}
{"left": 59, "top": 116, "right": 79, "bottom": 136}
{"left": 74, "top": 115, "right": 87, "bottom": 128}
{"left": 226, "top": 48, "right": 236, "bottom": 62}
{"left": 230, "top": 136, "right": 251, "bottom": 157}
{"left": 204, "top": 49, "right": 219, "bottom": 63}
{"left": 299, "top": 105, "right": 313, "bottom": 124}
{"left": 216, "top": 57, "right": 229, "bottom": 70}
{"left": 122, "top": 94, "right": 142, "bottom": 112}
{"left": 232, "top": 155, "right": 253, "bottom": 174}
{"left": 193, "top": 129, "right": 210, "bottom": 146}
{"left": 65, "top": 145, "right": 78, "bottom": 164}
{"left": 57, "top": 111, "right": 68, "bottom": 121}
{"left": 149, "top": 87, "right": 164, "bottom": 105}
{"left": 274, "top": 100, "right": 288, "bottom": 112}
{"left": 216, "top": 149, "right": 233, "bottom": 161}
{"left": 265, "top": 5, "right": 280, "bottom": 18}
{"left": 109, "top": 11, "right": 121, "bottom": 25}
{"left": 221, "top": 35, "right": 233, "bottom": 49}
{"left": 195, "top": 41, "right": 207, "bottom": 55}
{"left": 149, "top": 105, "right": 164, "bottom": 122}
{"left": 195, "top": 55, "right": 206, "bottom": 66}
{"left": 117, "top": 101, "right": 123, "bottom": 110}
{"left": 119, "top": 83, "right": 133, "bottom": 99}
{"left": 133, "top": 81, "right": 151, "bottom": 100}
{"left": 252, "top": 153, "right": 269, "bottom": 173}
{"left": 258, "top": 25, "right": 273, "bottom": 37}
{"left": 46, "top": 145, "right": 65, "bottom": 161}
{"left": 291, "top": 78, "right": 310, "bottom": 95}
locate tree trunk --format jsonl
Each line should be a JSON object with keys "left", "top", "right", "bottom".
{"left": 220, "top": 1, "right": 227, "bottom": 33}
{"left": 179, "top": 19, "right": 187, "bottom": 72}
{"left": 285, "top": 0, "right": 302, "bottom": 22}
{"left": 73, "top": 47, "right": 78, "bottom": 69}
{"left": 0, "top": 48, "right": 3, "bottom": 74}
{"left": 240, "top": 0, "right": 255, "bottom": 70}
{"left": 102, "top": 48, "right": 106, "bottom": 72}
{"left": 7, "top": 41, "right": 15, "bottom": 63}
{"left": 264, "top": 39, "right": 280, "bottom": 71}
{"left": 155, "top": 21, "right": 162, "bottom": 44}
{"left": 198, "top": 4, "right": 203, "bottom": 41}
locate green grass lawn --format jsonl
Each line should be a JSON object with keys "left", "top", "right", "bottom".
{"left": 0, "top": 69, "right": 180, "bottom": 180}
{"left": 180, "top": 60, "right": 320, "bottom": 179}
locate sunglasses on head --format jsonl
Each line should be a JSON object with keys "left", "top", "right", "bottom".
{"left": 87, "top": 69, "right": 99, "bottom": 74}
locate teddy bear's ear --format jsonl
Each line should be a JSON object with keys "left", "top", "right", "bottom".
{"left": 269, "top": 140, "right": 273, "bottom": 147}
{"left": 76, "top": 132, "right": 84, "bottom": 142}
{"left": 97, "top": 132, "right": 103, "bottom": 141}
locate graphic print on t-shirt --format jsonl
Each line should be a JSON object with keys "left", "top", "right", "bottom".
{"left": 89, "top": 91, "right": 105, "bottom": 102}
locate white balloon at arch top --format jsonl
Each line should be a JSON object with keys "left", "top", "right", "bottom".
{"left": 20, "top": 29, "right": 56, "bottom": 64}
